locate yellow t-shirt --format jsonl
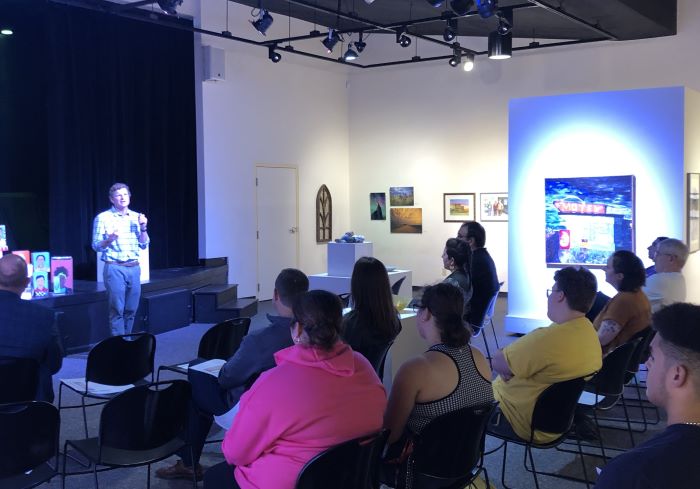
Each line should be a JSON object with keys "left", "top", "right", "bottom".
{"left": 493, "top": 316, "right": 602, "bottom": 443}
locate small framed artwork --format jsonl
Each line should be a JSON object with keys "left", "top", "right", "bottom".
{"left": 390, "top": 208, "right": 423, "bottom": 234}
{"left": 481, "top": 193, "right": 509, "bottom": 221}
{"left": 443, "top": 193, "right": 476, "bottom": 222}
{"left": 370, "top": 192, "right": 386, "bottom": 220}
{"left": 687, "top": 173, "right": 700, "bottom": 253}
{"left": 390, "top": 187, "right": 414, "bottom": 206}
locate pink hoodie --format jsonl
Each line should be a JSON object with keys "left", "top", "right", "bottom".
{"left": 222, "top": 342, "right": 387, "bottom": 489}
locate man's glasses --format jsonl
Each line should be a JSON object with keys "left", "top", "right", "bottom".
{"left": 411, "top": 303, "right": 426, "bottom": 313}
{"left": 546, "top": 288, "right": 562, "bottom": 298}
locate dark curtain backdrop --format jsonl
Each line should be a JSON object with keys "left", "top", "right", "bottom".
{"left": 45, "top": 3, "right": 198, "bottom": 278}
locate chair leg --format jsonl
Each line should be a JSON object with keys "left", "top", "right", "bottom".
{"left": 81, "top": 396, "right": 89, "bottom": 438}
{"left": 147, "top": 463, "right": 151, "bottom": 489}
{"left": 93, "top": 463, "right": 99, "bottom": 489}
{"left": 481, "top": 332, "right": 493, "bottom": 369}
{"left": 500, "top": 441, "right": 514, "bottom": 489}
{"left": 62, "top": 441, "right": 68, "bottom": 489}
{"left": 620, "top": 395, "right": 635, "bottom": 448}
{"left": 524, "top": 446, "right": 540, "bottom": 489}
{"left": 576, "top": 437, "right": 591, "bottom": 489}
{"left": 489, "top": 318, "right": 500, "bottom": 350}
{"left": 190, "top": 446, "right": 198, "bottom": 488}
{"left": 592, "top": 408, "right": 608, "bottom": 460}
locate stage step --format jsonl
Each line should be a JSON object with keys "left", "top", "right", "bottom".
{"left": 193, "top": 284, "right": 258, "bottom": 323}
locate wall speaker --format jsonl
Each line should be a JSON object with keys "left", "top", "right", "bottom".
{"left": 203, "top": 45, "right": 225, "bottom": 82}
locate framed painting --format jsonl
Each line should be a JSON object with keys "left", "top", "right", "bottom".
{"left": 390, "top": 187, "right": 414, "bottom": 206}
{"left": 480, "top": 193, "right": 509, "bottom": 222}
{"left": 370, "top": 192, "right": 386, "bottom": 220}
{"left": 688, "top": 173, "right": 700, "bottom": 253}
{"left": 443, "top": 193, "right": 476, "bottom": 222}
{"left": 390, "top": 208, "right": 422, "bottom": 234}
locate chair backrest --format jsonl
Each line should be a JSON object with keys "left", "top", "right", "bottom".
{"left": 86, "top": 333, "right": 156, "bottom": 386}
{"left": 481, "top": 282, "right": 503, "bottom": 326}
{"left": 197, "top": 317, "right": 251, "bottom": 360}
{"left": 0, "top": 401, "right": 59, "bottom": 477}
{"left": 338, "top": 293, "right": 351, "bottom": 308}
{"left": 391, "top": 277, "right": 406, "bottom": 295}
{"left": 411, "top": 402, "right": 496, "bottom": 480}
{"left": 295, "top": 430, "right": 388, "bottom": 489}
{"left": 98, "top": 380, "right": 191, "bottom": 454}
{"left": 0, "top": 357, "right": 40, "bottom": 403}
{"left": 625, "top": 327, "right": 655, "bottom": 378}
{"left": 375, "top": 340, "right": 394, "bottom": 379}
{"left": 589, "top": 338, "right": 641, "bottom": 397}
{"left": 531, "top": 377, "right": 586, "bottom": 436}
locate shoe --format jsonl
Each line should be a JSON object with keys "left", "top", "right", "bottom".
{"left": 155, "top": 460, "right": 204, "bottom": 481}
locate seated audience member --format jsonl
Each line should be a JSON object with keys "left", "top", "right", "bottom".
{"left": 442, "top": 238, "right": 473, "bottom": 321}
{"left": 594, "top": 250, "right": 652, "bottom": 355}
{"left": 210, "top": 290, "right": 386, "bottom": 489}
{"left": 457, "top": 221, "right": 499, "bottom": 332}
{"left": 645, "top": 236, "right": 668, "bottom": 277}
{"left": 490, "top": 267, "right": 602, "bottom": 443}
{"left": 157, "top": 268, "right": 309, "bottom": 481}
{"left": 383, "top": 283, "right": 493, "bottom": 488}
{"left": 643, "top": 238, "right": 688, "bottom": 311}
{"left": 342, "top": 257, "right": 401, "bottom": 372}
{"left": 595, "top": 303, "right": 700, "bottom": 489}
{"left": 0, "top": 254, "right": 63, "bottom": 401}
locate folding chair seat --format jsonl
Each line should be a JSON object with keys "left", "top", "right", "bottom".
{"left": 157, "top": 317, "right": 251, "bottom": 380}
{"left": 62, "top": 380, "right": 194, "bottom": 489}
{"left": 487, "top": 377, "right": 590, "bottom": 489}
{"left": 0, "top": 401, "right": 59, "bottom": 489}
{"left": 0, "top": 357, "right": 40, "bottom": 403}
{"left": 58, "top": 333, "right": 156, "bottom": 437}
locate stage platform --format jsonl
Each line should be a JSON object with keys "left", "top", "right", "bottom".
{"left": 31, "top": 258, "right": 255, "bottom": 353}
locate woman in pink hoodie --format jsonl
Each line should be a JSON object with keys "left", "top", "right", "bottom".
{"left": 211, "top": 289, "right": 387, "bottom": 489}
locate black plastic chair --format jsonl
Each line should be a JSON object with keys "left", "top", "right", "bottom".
{"left": 487, "top": 377, "right": 590, "bottom": 489}
{"left": 375, "top": 340, "right": 394, "bottom": 381}
{"left": 0, "top": 357, "right": 40, "bottom": 403}
{"left": 473, "top": 281, "right": 503, "bottom": 368}
{"left": 0, "top": 401, "right": 59, "bottom": 489}
{"left": 391, "top": 277, "right": 406, "bottom": 295}
{"left": 58, "top": 333, "right": 156, "bottom": 437}
{"left": 62, "top": 380, "right": 194, "bottom": 489}
{"left": 157, "top": 318, "right": 251, "bottom": 381}
{"left": 295, "top": 430, "right": 389, "bottom": 489}
{"left": 403, "top": 402, "right": 496, "bottom": 489}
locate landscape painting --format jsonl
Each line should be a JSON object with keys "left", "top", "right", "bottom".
{"left": 390, "top": 208, "right": 422, "bottom": 234}
{"left": 390, "top": 187, "right": 414, "bottom": 206}
{"left": 444, "top": 193, "right": 476, "bottom": 222}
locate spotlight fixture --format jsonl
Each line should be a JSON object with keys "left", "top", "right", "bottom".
{"left": 364, "top": 0, "right": 376, "bottom": 3}
{"left": 475, "top": 0, "right": 498, "bottom": 18}
{"left": 448, "top": 44, "right": 461, "bottom": 67}
{"left": 443, "top": 18, "right": 457, "bottom": 42}
{"left": 343, "top": 46, "right": 359, "bottom": 61}
{"left": 426, "top": 0, "right": 444, "bottom": 7}
{"left": 396, "top": 27, "right": 411, "bottom": 48}
{"left": 268, "top": 45, "right": 281, "bottom": 63}
{"left": 463, "top": 52, "right": 475, "bottom": 71}
{"left": 497, "top": 10, "right": 513, "bottom": 35}
{"left": 488, "top": 30, "right": 512, "bottom": 59}
{"left": 450, "top": 0, "right": 474, "bottom": 17}
{"left": 322, "top": 29, "right": 341, "bottom": 53}
{"left": 156, "top": 0, "right": 183, "bottom": 15}
{"left": 251, "top": 9, "right": 274, "bottom": 36}
{"left": 354, "top": 33, "right": 367, "bottom": 53}
{"left": 0, "top": 29, "right": 13, "bottom": 35}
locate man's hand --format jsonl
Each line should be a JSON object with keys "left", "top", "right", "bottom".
{"left": 138, "top": 213, "right": 148, "bottom": 230}
{"left": 105, "top": 228, "right": 119, "bottom": 243}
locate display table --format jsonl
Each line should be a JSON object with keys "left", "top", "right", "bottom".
{"left": 309, "top": 269, "right": 412, "bottom": 298}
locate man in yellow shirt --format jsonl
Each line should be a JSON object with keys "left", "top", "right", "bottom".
{"left": 490, "top": 267, "right": 603, "bottom": 443}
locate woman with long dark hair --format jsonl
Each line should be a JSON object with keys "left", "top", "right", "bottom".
{"left": 442, "top": 237, "right": 473, "bottom": 321}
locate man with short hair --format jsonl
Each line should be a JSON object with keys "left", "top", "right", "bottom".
{"left": 489, "top": 267, "right": 602, "bottom": 443}
{"left": 0, "top": 254, "right": 64, "bottom": 401}
{"left": 92, "top": 182, "right": 149, "bottom": 336}
{"left": 643, "top": 238, "right": 687, "bottom": 312}
{"left": 156, "top": 268, "right": 310, "bottom": 481}
{"left": 645, "top": 236, "right": 668, "bottom": 277}
{"left": 595, "top": 303, "right": 700, "bottom": 489}
{"left": 458, "top": 221, "right": 499, "bottom": 331}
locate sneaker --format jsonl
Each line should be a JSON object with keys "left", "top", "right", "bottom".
{"left": 155, "top": 460, "right": 204, "bottom": 481}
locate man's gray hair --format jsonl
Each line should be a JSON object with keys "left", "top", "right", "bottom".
{"left": 657, "top": 238, "right": 689, "bottom": 267}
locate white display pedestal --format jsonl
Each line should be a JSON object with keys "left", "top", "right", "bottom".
{"left": 308, "top": 269, "right": 412, "bottom": 298}
{"left": 327, "top": 242, "right": 374, "bottom": 277}
{"left": 382, "top": 310, "right": 421, "bottom": 391}
{"left": 96, "top": 248, "right": 150, "bottom": 283}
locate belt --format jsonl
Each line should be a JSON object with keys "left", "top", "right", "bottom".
{"left": 104, "top": 260, "right": 140, "bottom": 267}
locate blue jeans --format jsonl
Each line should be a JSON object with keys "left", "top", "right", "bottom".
{"left": 104, "top": 263, "right": 141, "bottom": 336}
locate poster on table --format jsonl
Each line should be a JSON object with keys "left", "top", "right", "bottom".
{"left": 51, "top": 256, "right": 74, "bottom": 294}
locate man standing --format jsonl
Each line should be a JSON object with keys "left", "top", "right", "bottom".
{"left": 0, "top": 254, "right": 64, "bottom": 401}
{"left": 595, "top": 303, "right": 700, "bottom": 489}
{"left": 458, "top": 221, "right": 499, "bottom": 331}
{"left": 643, "top": 238, "right": 687, "bottom": 312}
{"left": 645, "top": 236, "right": 668, "bottom": 277}
{"left": 92, "top": 182, "right": 149, "bottom": 336}
{"left": 156, "top": 268, "right": 309, "bottom": 481}
{"left": 489, "top": 267, "right": 602, "bottom": 443}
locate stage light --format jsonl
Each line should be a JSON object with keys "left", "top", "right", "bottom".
{"left": 396, "top": 27, "right": 411, "bottom": 48}
{"left": 426, "top": 0, "right": 444, "bottom": 7}
{"left": 443, "top": 18, "right": 457, "bottom": 42}
{"left": 1, "top": 29, "right": 13, "bottom": 36}
{"left": 448, "top": 44, "right": 461, "bottom": 67}
{"left": 343, "top": 46, "right": 359, "bottom": 61}
{"left": 251, "top": 9, "right": 274, "bottom": 36}
{"left": 488, "top": 30, "right": 511, "bottom": 59}
{"left": 322, "top": 29, "right": 341, "bottom": 53}
{"left": 497, "top": 9, "right": 513, "bottom": 35}
{"left": 268, "top": 45, "right": 281, "bottom": 63}
{"left": 475, "top": 0, "right": 498, "bottom": 18}
{"left": 450, "top": 0, "right": 474, "bottom": 16}
{"left": 156, "top": 0, "right": 183, "bottom": 15}
{"left": 364, "top": 0, "right": 376, "bottom": 3}
{"left": 463, "top": 52, "right": 475, "bottom": 71}
{"left": 354, "top": 33, "right": 367, "bottom": 53}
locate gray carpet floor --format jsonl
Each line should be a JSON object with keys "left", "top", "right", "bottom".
{"left": 48, "top": 296, "right": 664, "bottom": 489}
